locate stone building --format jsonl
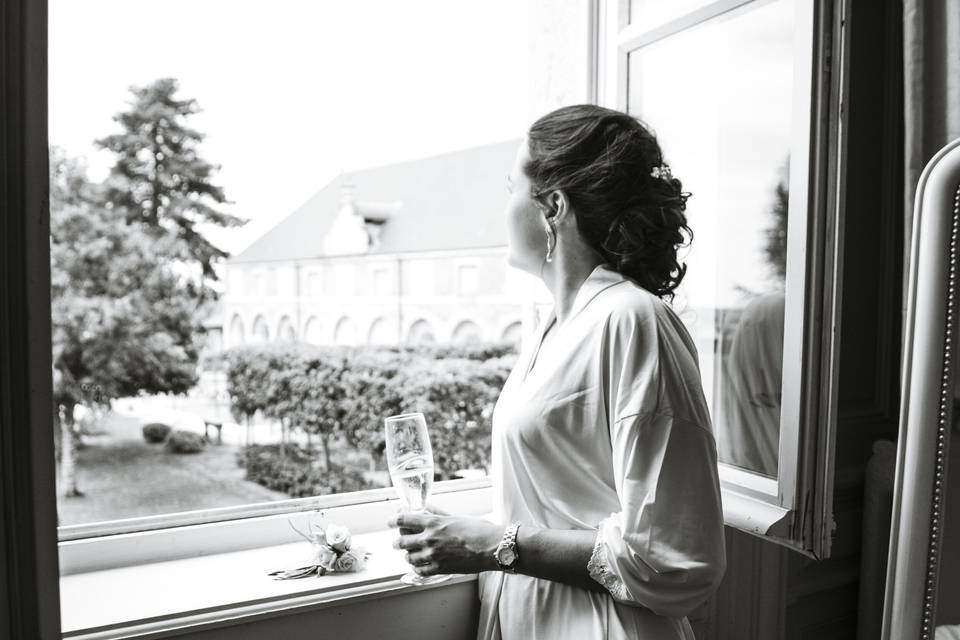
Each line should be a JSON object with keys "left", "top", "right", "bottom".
{"left": 221, "top": 139, "right": 551, "bottom": 351}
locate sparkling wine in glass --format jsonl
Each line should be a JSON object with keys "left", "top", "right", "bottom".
{"left": 384, "top": 412, "right": 451, "bottom": 586}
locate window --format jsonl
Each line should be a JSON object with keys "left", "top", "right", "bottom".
{"left": 407, "top": 319, "right": 437, "bottom": 345}
{"left": 500, "top": 321, "right": 523, "bottom": 345}
{"left": 457, "top": 263, "right": 479, "bottom": 297}
{"left": 598, "top": 0, "right": 842, "bottom": 556}
{"left": 25, "top": 0, "right": 619, "bottom": 636}
{"left": 251, "top": 315, "right": 270, "bottom": 343}
{"left": 333, "top": 316, "right": 359, "bottom": 346}
{"left": 229, "top": 315, "right": 245, "bottom": 347}
{"left": 277, "top": 316, "right": 296, "bottom": 342}
{"left": 303, "top": 316, "right": 323, "bottom": 345}
{"left": 367, "top": 317, "right": 394, "bottom": 345}
{"left": 451, "top": 320, "right": 483, "bottom": 344}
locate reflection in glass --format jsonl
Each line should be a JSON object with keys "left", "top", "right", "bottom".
{"left": 627, "top": 0, "right": 794, "bottom": 476}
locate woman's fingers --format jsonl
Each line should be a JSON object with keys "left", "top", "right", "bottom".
{"left": 406, "top": 549, "right": 433, "bottom": 566}
{"left": 423, "top": 501, "right": 451, "bottom": 516}
{"left": 394, "top": 532, "right": 429, "bottom": 550}
{"left": 413, "top": 562, "right": 440, "bottom": 576}
{"left": 386, "top": 510, "right": 435, "bottom": 531}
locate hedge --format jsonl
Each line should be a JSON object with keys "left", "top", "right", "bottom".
{"left": 224, "top": 342, "right": 516, "bottom": 479}
{"left": 237, "top": 444, "right": 375, "bottom": 498}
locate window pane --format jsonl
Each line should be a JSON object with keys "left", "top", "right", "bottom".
{"left": 627, "top": 0, "right": 794, "bottom": 477}
{"left": 49, "top": 0, "right": 534, "bottom": 527}
{"left": 629, "top": 0, "right": 717, "bottom": 28}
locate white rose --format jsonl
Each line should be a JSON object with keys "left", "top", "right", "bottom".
{"left": 314, "top": 544, "right": 338, "bottom": 571}
{"left": 325, "top": 524, "right": 352, "bottom": 553}
{"left": 333, "top": 548, "right": 366, "bottom": 573}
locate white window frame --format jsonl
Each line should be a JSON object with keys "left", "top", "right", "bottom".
{"left": 595, "top": 0, "right": 847, "bottom": 558}
{"left": 14, "top": 3, "right": 845, "bottom": 636}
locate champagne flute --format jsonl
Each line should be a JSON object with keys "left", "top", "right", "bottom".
{"left": 384, "top": 412, "right": 451, "bottom": 586}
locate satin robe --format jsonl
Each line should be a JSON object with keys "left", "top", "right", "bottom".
{"left": 477, "top": 264, "right": 726, "bottom": 640}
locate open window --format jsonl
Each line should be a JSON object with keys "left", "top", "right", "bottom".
{"left": 596, "top": 0, "right": 846, "bottom": 557}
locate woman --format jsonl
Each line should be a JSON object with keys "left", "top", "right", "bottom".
{"left": 387, "top": 104, "right": 726, "bottom": 639}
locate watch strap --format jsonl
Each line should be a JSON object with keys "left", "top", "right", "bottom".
{"left": 496, "top": 523, "right": 520, "bottom": 572}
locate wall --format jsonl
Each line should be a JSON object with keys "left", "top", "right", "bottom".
{"left": 172, "top": 580, "right": 480, "bottom": 640}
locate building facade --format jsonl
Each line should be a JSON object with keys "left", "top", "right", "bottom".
{"left": 221, "top": 139, "right": 551, "bottom": 352}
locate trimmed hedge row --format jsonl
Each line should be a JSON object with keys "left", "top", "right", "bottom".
{"left": 223, "top": 342, "right": 517, "bottom": 482}
{"left": 237, "top": 444, "right": 375, "bottom": 498}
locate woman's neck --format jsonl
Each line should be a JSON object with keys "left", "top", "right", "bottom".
{"left": 540, "top": 252, "right": 605, "bottom": 326}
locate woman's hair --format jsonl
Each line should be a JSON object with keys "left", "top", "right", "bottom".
{"left": 524, "top": 104, "right": 692, "bottom": 300}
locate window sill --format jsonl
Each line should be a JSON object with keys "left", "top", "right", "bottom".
{"left": 61, "top": 528, "right": 479, "bottom": 639}
{"left": 59, "top": 482, "right": 494, "bottom": 638}
{"left": 721, "top": 488, "right": 793, "bottom": 538}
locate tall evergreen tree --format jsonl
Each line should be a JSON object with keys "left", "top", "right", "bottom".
{"left": 96, "top": 78, "right": 245, "bottom": 285}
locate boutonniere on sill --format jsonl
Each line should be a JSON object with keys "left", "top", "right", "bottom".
{"left": 268, "top": 518, "right": 370, "bottom": 580}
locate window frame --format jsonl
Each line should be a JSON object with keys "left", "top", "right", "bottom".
{"left": 594, "top": 0, "right": 847, "bottom": 557}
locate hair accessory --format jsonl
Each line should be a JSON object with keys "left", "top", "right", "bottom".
{"left": 650, "top": 164, "right": 672, "bottom": 181}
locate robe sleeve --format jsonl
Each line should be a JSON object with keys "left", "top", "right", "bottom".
{"left": 587, "top": 306, "right": 727, "bottom": 618}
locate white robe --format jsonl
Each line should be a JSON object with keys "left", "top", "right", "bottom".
{"left": 477, "top": 263, "right": 726, "bottom": 639}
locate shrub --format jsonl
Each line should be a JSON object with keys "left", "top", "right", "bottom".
{"left": 165, "top": 430, "right": 205, "bottom": 454}
{"left": 223, "top": 342, "right": 516, "bottom": 479}
{"left": 142, "top": 422, "right": 173, "bottom": 443}
{"left": 236, "top": 444, "right": 374, "bottom": 498}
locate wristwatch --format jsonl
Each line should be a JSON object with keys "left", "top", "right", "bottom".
{"left": 494, "top": 523, "right": 520, "bottom": 573}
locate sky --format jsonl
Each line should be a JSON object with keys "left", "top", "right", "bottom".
{"left": 48, "top": 0, "right": 531, "bottom": 255}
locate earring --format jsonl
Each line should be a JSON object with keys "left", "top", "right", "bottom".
{"left": 544, "top": 220, "right": 556, "bottom": 263}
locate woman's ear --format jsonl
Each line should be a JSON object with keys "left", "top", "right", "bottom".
{"left": 549, "top": 190, "right": 571, "bottom": 224}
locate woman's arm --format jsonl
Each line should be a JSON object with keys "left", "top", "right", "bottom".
{"left": 513, "top": 525, "right": 607, "bottom": 594}
{"left": 387, "top": 511, "right": 607, "bottom": 595}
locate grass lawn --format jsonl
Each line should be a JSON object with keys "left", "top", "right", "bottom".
{"left": 56, "top": 411, "right": 289, "bottom": 526}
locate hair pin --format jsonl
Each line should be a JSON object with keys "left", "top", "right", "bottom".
{"left": 650, "top": 164, "right": 672, "bottom": 180}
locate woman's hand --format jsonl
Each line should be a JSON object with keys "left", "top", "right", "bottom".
{"left": 387, "top": 510, "right": 503, "bottom": 576}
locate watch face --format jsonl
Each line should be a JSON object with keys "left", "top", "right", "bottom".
{"left": 498, "top": 547, "right": 517, "bottom": 566}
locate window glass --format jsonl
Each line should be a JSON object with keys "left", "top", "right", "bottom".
{"left": 627, "top": 0, "right": 794, "bottom": 476}
{"left": 629, "top": 0, "right": 717, "bottom": 28}
{"left": 49, "top": 0, "right": 535, "bottom": 528}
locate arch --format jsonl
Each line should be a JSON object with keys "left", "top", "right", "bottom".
{"left": 229, "top": 314, "right": 246, "bottom": 346}
{"left": 333, "top": 316, "right": 358, "bottom": 346}
{"left": 367, "top": 317, "right": 394, "bottom": 345}
{"left": 251, "top": 315, "right": 270, "bottom": 344}
{"left": 406, "top": 318, "right": 436, "bottom": 345}
{"left": 277, "top": 316, "right": 296, "bottom": 342}
{"left": 303, "top": 316, "right": 322, "bottom": 345}
{"left": 499, "top": 321, "right": 522, "bottom": 345}
{"left": 451, "top": 320, "right": 482, "bottom": 345}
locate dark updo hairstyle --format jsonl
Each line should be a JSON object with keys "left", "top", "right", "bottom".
{"left": 524, "top": 104, "right": 691, "bottom": 300}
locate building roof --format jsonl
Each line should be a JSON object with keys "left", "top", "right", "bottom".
{"left": 231, "top": 139, "right": 521, "bottom": 264}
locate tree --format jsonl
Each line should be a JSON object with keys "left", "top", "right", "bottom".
{"left": 95, "top": 78, "right": 245, "bottom": 287}
{"left": 764, "top": 158, "right": 789, "bottom": 283}
{"left": 50, "top": 150, "right": 201, "bottom": 496}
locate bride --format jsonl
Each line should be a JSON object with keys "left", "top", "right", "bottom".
{"left": 388, "top": 104, "right": 727, "bottom": 640}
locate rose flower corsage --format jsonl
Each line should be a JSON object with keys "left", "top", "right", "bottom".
{"left": 268, "top": 520, "right": 370, "bottom": 580}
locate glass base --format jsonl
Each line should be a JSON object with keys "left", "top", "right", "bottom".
{"left": 400, "top": 571, "right": 452, "bottom": 586}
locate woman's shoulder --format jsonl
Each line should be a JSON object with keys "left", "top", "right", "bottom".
{"left": 595, "top": 277, "right": 668, "bottom": 326}
{"left": 594, "top": 279, "right": 697, "bottom": 351}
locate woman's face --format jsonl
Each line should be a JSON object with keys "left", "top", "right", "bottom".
{"left": 504, "top": 139, "right": 548, "bottom": 275}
